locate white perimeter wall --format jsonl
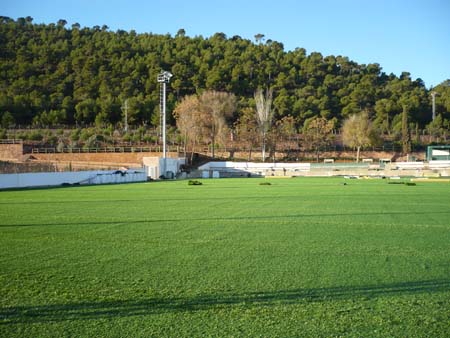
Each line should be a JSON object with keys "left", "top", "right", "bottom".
{"left": 198, "top": 160, "right": 450, "bottom": 177}
{"left": 0, "top": 169, "right": 147, "bottom": 190}
{"left": 198, "top": 161, "right": 311, "bottom": 171}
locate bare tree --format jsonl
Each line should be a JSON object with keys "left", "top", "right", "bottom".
{"left": 174, "top": 95, "right": 205, "bottom": 162}
{"left": 302, "top": 116, "right": 335, "bottom": 162}
{"left": 342, "top": 111, "right": 374, "bottom": 162}
{"left": 269, "top": 115, "right": 297, "bottom": 161}
{"left": 199, "top": 91, "right": 237, "bottom": 158}
{"left": 235, "top": 107, "right": 260, "bottom": 161}
{"left": 254, "top": 88, "right": 274, "bottom": 162}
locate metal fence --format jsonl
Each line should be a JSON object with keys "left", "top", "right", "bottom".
{"left": 31, "top": 145, "right": 181, "bottom": 154}
{"left": 0, "top": 139, "right": 23, "bottom": 144}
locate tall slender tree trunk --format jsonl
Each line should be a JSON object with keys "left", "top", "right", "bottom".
{"left": 183, "top": 132, "right": 187, "bottom": 159}
{"left": 211, "top": 125, "right": 216, "bottom": 159}
{"left": 356, "top": 146, "right": 361, "bottom": 163}
{"left": 262, "top": 131, "right": 266, "bottom": 162}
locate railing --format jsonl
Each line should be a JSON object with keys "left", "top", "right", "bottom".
{"left": 0, "top": 139, "right": 23, "bottom": 144}
{"left": 311, "top": 162, "right": 370, "bottom": 169}
{"left": 31, "top": 145, "right": 181, "bottom": 154}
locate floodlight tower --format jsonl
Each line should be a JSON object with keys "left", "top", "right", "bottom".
{"left": 157, "top": 70, "right": 173, "bottom": 176}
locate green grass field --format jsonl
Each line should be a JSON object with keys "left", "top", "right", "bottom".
{"left": 1, "top": 177, "right": 449, "bottom": 337}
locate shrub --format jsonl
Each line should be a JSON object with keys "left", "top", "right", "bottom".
{"left": 28, "top": 130, "right": 44, "bottom": 141}
{"left": 45, "top": 134, "right": 58, "bottom": 146}
{"left": 82, "top": 128, "right": 98, "bottom": 141}
{"left": 143, "top": 135, "right": 157, "bottom": 143}
{"left": 122, "top": 133, "right": 131, "bottom": 142}
{"left": 131, "top": 133, "right": 141, "bottom": 143}
{"left": 70, "top": 129, "right": 80, "bottom": 142}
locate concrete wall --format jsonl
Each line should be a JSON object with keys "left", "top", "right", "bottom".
{"left": 0, "top": 143, "right": 23, "bottom": 161}
{"left": 32, "top": 152, "right": 180, "bottom": 166}
{"left": 199, "top": 161, "right": 311, "bottom": 170}
{"left": 0, "top": 168, "right": 147, "bottom": 190}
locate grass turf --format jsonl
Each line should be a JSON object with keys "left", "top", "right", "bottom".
{"left": 0, "top": 177, "right": 449, "bottom": 337}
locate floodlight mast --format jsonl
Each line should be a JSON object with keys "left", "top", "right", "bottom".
{"left": 157, "top": 71, "right": 173, "bottom": 176}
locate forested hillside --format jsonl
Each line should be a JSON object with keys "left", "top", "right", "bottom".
{"left": 1, "top": 16, "right": 449, "bottom": 133}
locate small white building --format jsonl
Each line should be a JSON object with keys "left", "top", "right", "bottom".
{"left": 143, "top": 156, "right": 186, "bottom": 179}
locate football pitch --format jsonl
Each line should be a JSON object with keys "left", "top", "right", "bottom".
{"left": 1, "top": 177, "right": 449, "bottom": 337}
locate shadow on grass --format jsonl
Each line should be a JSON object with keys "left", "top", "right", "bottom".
{"left": 2, "top": 211, "right": 450, "bottom": 228}
{"left": 1, "top": 279, "right": 449, "bottom": 324}
{"left": 0, "top": 194, "right": 334, "bottom": 205}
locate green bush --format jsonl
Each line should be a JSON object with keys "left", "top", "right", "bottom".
{"left": 70, "top": 129, "right": 80, "bottom": 142}
{"left": 122, "top": 133, "right": 131, "bottom": 142}
{"left": 46, "top": 134, "right": 58, "bottom": 146}
{"left": 143, "top": 135, "right": 156, "bottom": 143}
{"left": 131, "top": 133, "right": 141, "bottom": 143}
{"left": 79, "top": 128, "right": 95, "bottom": 141}
{"left": 27, "top": 130, "right": 44, "bottom": 141}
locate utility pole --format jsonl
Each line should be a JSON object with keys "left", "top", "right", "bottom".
{"left": 431, "top": 91, "right": 437, "bottom": 121}
{"left": 122, "top": 99, "right": 129, "bottom": 132}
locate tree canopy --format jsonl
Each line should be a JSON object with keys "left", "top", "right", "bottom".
{"left": 1, "top": 17, "right": 450, "bottom": 133}
{"left": 342, "top": 111, "right": 377, "bottom": 162}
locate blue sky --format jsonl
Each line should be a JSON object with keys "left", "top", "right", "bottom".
{"left": 2, "top": 0, "right": 450, "bottom": 88}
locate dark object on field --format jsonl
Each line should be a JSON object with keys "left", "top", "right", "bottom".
{"left": 259, "top": 182, "right": 272, "bottom": 185}
{"left": 388, "top": 181, "right": 416, "bottom": 186}
{"left": 342, "top": 182, "right": 347, "bottom": 185}
{"left": 188, "top": 180, "right": 203, "bottom": 186}
{"left": 61, "top": 182, "right": 80, "bottom": 187}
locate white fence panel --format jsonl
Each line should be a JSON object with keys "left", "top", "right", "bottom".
{"left": 428, "top": 160, "right": 450, "bottom": 169}
{"left": 198, "top": 161, "right": 311, "bottom": 172}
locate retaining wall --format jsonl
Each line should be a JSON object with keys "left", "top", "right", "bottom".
{"left": 0, "top": 168, "right": 147, "bottom": 190}
{"left": 0, "top": 143, "right": 23, "bottom": 161}
{"left": 32, "top": 152, "right": 180, "bottom": 164}
{"left": 196, "top": 161, "right": 450, "bottom": 178}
